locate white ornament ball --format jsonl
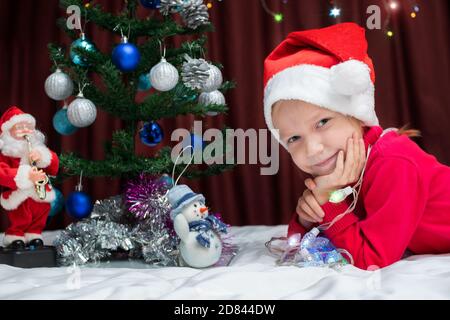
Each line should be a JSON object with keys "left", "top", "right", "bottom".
{"left": 149, "top": 57, "right": 179, "bottom": 91}
{"left": 44, "top": 68, "right": 74, "bottom": 101}
{"left": 199, "top": 90, "right": 226, "bottom": 116}
{"left": 201, "top": 64, "right": 223, "bottom": 93}
{"left": 67, "top": 95, "right": 97, "bottom": 127}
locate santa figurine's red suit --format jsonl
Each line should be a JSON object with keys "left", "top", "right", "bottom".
{"left": 0, "top": 106, "right": 59, "bottom": 249}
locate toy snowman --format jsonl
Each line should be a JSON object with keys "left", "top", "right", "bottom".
{"left": 167, "top": 184, "right": 227, "bottom": 268}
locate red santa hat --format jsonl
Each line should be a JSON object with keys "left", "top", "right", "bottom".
{"left": 263, "top": 22, "right": 379, "bottom": 147}
{"left": 0, "top": 106, "right": 36, "bottom": 149}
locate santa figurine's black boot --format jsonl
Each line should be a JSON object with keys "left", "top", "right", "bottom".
{"left": 28, "top": 239, "right": 44, "bottom": 249}
{"left": 7, "top": 240, "right": 26, "bottom": 250}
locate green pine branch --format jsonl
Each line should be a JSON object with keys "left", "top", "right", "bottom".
{"left": 49, "top": 0, "right": 237, "bottom": 184}
{"left": 58, "top": 0, "right": 213, "bottom": 40}
{"left": 56, "top": 147, "right": 235, "bottom": 181}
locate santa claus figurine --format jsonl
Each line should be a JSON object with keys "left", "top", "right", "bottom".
{"left": 0, "top": 106, "right": 59, "bottom": 250}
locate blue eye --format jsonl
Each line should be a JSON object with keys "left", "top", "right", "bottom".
{"left": 317, "top": 118, "right": 331, "bottom": 128}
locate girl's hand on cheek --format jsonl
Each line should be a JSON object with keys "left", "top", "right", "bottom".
{"left": 296, "top": 187, "right": 326, "bottom": 226}
{"left": 305, "top": 133, "right": 366, "bottom": 205}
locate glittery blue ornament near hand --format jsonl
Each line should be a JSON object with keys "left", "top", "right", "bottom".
{"left": 159, "top": 174, "right": 174, "bottom": 188}
{"left": 70, "top": 33, "right": 97, "bottom": 67}
{"left": 140, "top": 0, "right": 161, "bottom": 9}
{"left": 297, "top": 228, "right": 348, "bottom": 267}
{"left": 138, "top": 73, "right": 152, "bottom": 91}
{"left": 139, "top": 121, "right": 163, "bottom": 147}
{"left": 112, "top": 37, "right": 141, "bottom": 72}
{"left": 53, "top": 107, "right": 78, "bottom": 135}
{"left": 270, "top": 227, "right": 350, "bottom": 268}
{"left": 66, "top": 191, "right": 93, "bottom": 220}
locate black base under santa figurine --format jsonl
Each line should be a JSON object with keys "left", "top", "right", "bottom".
{"left": 0, "top": 245, "right": 56, "bottom": 268}
{"left": 0, "top": 106, "right": 59, "bottom": 268}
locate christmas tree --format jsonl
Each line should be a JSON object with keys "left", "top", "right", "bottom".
{"left": 47, "top": 0, "right": 235, "bottom": 183}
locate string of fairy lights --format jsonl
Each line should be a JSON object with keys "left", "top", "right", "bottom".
{"left": 205, "top": 0, "right": 421, "bottom": 38}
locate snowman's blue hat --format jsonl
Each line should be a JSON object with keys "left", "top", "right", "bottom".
{"left": 167, "top": 184, "right": 205, "bottom": 220}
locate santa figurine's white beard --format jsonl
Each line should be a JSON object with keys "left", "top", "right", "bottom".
{"left": 0, "top": 129, "right": 46, "bottom": 159}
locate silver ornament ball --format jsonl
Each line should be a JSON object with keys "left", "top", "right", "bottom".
{"left": 44, "top": 69, "right": 74, "bottom": 101}
{"left": 199, "top": 90, "right": 225, "bottom": 116}
{"left": 202, "top": 64, "right": 223, "bottom": 92}
{"left": 150, "top": 58, "right": 179, "bottom": 92}
{"left": 67, "top": 95, "right": 97, "bottom": 127}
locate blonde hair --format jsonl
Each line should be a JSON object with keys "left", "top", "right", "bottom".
{"left": 352, "top": 117, "right": 421, "bottom": 138}
{"left": 397, "top": 123, "right": 421, "bottom": 138}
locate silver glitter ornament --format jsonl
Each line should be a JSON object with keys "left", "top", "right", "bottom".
{"left": 199, "top": 90, "right": 226, "bottom": 116}
{"left": 180, "top": 0, "right": 209, "bottom": 30}
{"left": 159, "top": 0, "right": 183, "bottom": 15}
{"left": 67, "top": 93, "right": 97, "bottom": 127}
{"left": 181, "top": 54, "right": 210, "bottom": 90}
{"left": 201, "top": 64, "right": 223, "bottom": 92}
{"left": 44, "top": 68, "right": 74, "bottom": 101}
{"left": 150, "top": 57, "right": 179, "bottom": 92}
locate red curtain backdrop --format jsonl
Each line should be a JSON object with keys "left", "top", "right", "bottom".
{"left": 1, "top": 0, "right": 449, "bottom": 230}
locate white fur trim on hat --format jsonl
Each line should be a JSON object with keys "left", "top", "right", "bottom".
{"left": 264, "top": 61, "right": 378, "bottom": 149}
{"left": 1, "top": 113, "right": 36, "bottom": 134}
{"left": 0, "top": 137, "right": 3, "bottom": 149}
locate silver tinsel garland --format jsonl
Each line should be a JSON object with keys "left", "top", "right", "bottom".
{"left": 54, "top": 218, "right": 134, "bottom": 266}
{"left": 54, "top": 176, "right": 238, "bottom": 268}
{"left": 54, "top": 194, "right": 180, "bottom": 267}
{"left": 181, "top": 54, "right": 210, "bottom": 90}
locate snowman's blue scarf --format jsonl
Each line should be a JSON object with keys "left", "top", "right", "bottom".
{"left": 188, "top": 215, "right": 228, "bottom": 248}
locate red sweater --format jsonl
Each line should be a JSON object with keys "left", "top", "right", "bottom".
{"left": 287, "top": 126, "right": 450, "bottom": 269}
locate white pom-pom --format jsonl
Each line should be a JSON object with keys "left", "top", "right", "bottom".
{"left": 0, "top": 138, "right": 3, "bottom": 149}
{"left": 330, "top": 60, "right": 371, "bottom": 95}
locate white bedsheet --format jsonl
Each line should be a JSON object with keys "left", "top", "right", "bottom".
{"left": 1, "top": 225, "right": 450, "bottom": 299}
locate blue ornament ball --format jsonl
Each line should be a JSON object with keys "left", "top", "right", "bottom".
{"left": 139, "top": 121, "right": 163, "bottom": 147}
{"left": 49, "top": 188, "right": 65, "bottom": 218}
{"left": 66, "top": 191, "right": 93, "bottom": 220}
{"left": 112, "top": 41, "right": 141, "bottom": 72}
{"left": 140, "top": 0, "right": 161, "bottom": 9}
{"left": 70, "top": 35, "right": 97, "bottom": 67}
{"left": 138, "top": 73, "right": 152, "bottom": 91}
{"left": 159, "top": 174, "right": 174, "bottom": 188}
{"left": 53, "top": 108, "right": 78, "bottom": 135}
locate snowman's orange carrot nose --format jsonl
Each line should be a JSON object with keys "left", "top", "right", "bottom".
{"left": 200, "top": 207, "right": 208, "bottom": 213}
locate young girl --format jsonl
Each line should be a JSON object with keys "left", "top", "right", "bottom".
{"left": 263, "top": 22, "right": 450, "bottom": 269}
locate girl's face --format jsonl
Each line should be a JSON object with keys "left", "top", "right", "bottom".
{"left": 272, "top": 100, "right": 364, "bottom": 177}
